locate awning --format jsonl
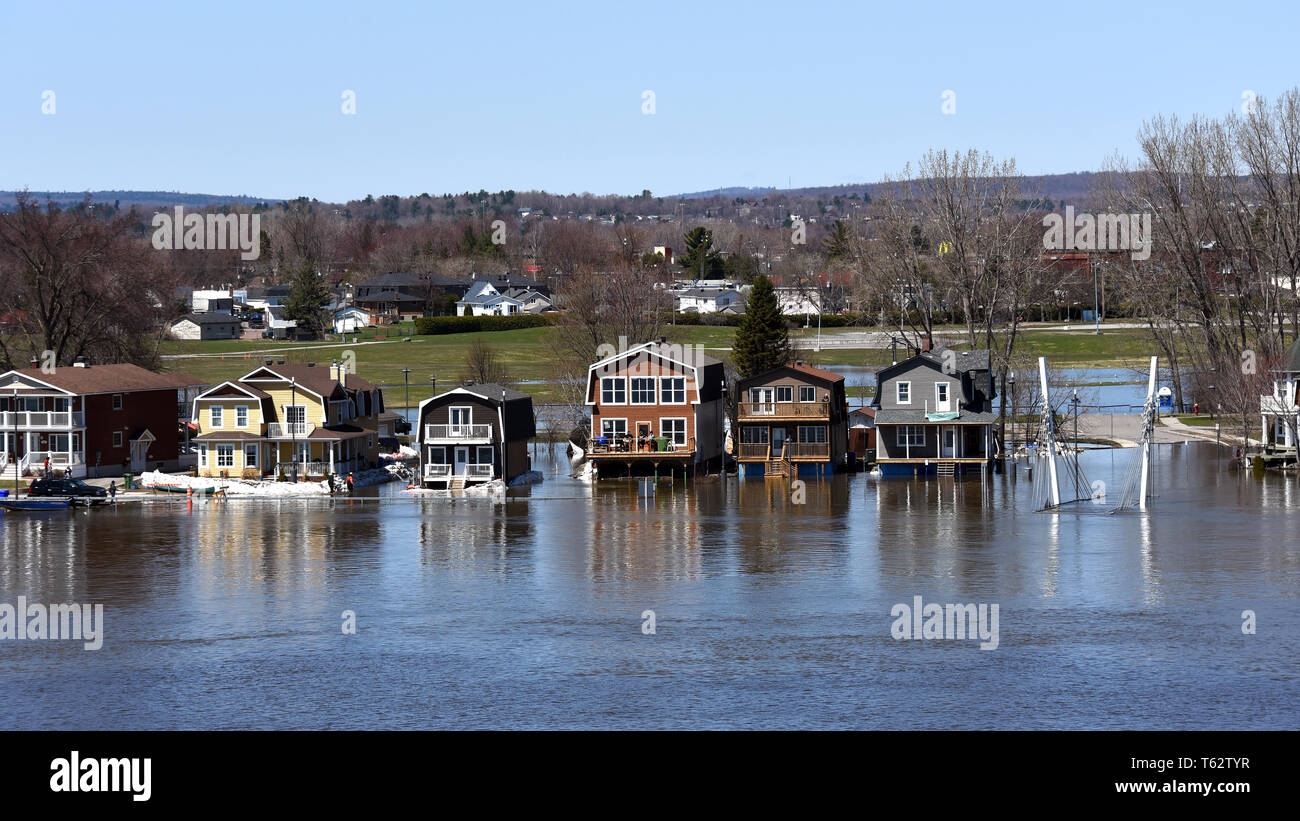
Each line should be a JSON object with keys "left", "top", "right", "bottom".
{"left": 926, "top": 411, "right": 960, "bottom": 422}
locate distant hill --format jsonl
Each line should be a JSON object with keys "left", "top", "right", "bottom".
{"left": 678, "top": 172, "right": 1103, "bottom": 205}
{"left": 0, "top": 190, "right": 280, "bottom": 211}
{"left": 677, "top": 186, "right": 778, "bottom": 200}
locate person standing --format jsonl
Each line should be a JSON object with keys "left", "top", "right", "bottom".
{"left": 108, "top": 480, "right": 117, "bottom": 504}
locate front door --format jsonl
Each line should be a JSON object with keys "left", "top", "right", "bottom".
{"left": 131, "top": 440, "right": 147, "bottom": 472}
{"left": 454, "top": 446, "right": 469, "bottom": 475}
{"left": 771, "top": 427, "right": 786, "bottom": 457}
{"left": 941, "top": 427, "right": 955, "bottom": 458}
{"left": 636, "top": 422, "right": 652, "bottom": 449}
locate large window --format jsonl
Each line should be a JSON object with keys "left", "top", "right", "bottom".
{"left": 776, "top": 386, "right": 794, "bottom": 403}
{"left": 896, "top": 382, "right": 911, "bottom": 404}
{"left": 286, "top": 405, "right": 307, "bottom": 426}
{"left": 427, "top": 446, "right": 446, "bottom": 464}
{"left": 630, "top": 377, "right": 656, "bottom": 404}
{"left": 660, "top": 418, "right": 687, "bottom": 446}
{"left": 798, "top": 426, "right": 827, "bottom": 443}
{"left": 210, "top": 405, "right": 223, "bottom": 428}
{"left": 740, "top": 426, "right": 769, "bottom": 443}
{"left": 216, "top": 445, "right": 235, "bottom": 468}
{"left": 896, "top": 426, "right": 925, "bottom": 447}
{"left": 601, "top": 377, "right": 626, "bottom": 404}
{"left": 660, "top": 377, "right": 685, "bottom": 404}
{"left": 476, "top": 446, "right": 495, "bottom": 464}
{"left": 600, "top": 418, "right": 627, "bottom": 437}
{"left": 799, "top": 386, "right": 816, "bottom": 403}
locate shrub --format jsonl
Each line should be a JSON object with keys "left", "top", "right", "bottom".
{"left": 414, "top": 314, "right": 553, "bottom": 335}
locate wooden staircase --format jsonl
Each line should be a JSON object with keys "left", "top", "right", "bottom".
{"left": 935, "top": 461, "right": 956, "bottom": 477}
{"left": 449, "top": 477, "right": 466, "bottom": 491}
{"left": 766, "top": 454, "right": 795, "bottom": 479}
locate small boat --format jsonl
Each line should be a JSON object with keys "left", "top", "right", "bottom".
{"left": 146, "top": 483, "right": 215, "bottom": 496}
{"left": 0, "top": 496, "right": 72, "bottom": 511}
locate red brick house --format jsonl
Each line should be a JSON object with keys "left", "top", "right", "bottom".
{"left": 584, "top": 339, "right": 726, "bottom": 478}
{"left": 0, "top": 362, "right": 204, "bottom": 479}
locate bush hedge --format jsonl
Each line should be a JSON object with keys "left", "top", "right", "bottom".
{"left": 414, "top": 314, "right": 554, "bottom": 335}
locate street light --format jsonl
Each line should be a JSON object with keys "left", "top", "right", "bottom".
{"left": 1092, "top": 260, "right": 1102, "bottom": 334}
{"left": 1009, "top": 372, "right": 1017, "bottom": 458}
{"left": 1072, "top": 388, "right": 1081, "bottom": 495}
{"left": 402, "top": 368, "right": 412, "bottom": 416}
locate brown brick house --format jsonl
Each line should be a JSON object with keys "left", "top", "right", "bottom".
{"left": 0, "top": 363, "right": 204, "bottom": 478}
{"left": 584, "top": 339, "right": 726, "bottom": 478}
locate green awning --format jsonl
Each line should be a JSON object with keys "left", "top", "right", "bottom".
{"left": 926, "top": 411, "right": 960, "bottom": 422}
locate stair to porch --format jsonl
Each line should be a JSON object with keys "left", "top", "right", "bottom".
{"left": 449, "top": 477, "right": 465, "bottom": 491}
{"left": 765, "top": 454, "right": 794, "bottom": 479}
{"left": 936, "top": 461, "right": 956, "bottom": 477}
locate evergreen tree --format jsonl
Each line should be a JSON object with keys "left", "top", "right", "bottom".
{"left": 733, "top": 275, "right": 790, "bottom": 378}
{"left": 678, "top": 226, "right": 724, "bottom": 280}
{"left": 283, "top": 264, "right": 331, "bottom": 338}
{"left": 823, "top": 219, "right": 854, "bottom": 262}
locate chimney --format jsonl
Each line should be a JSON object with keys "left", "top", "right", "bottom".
{"left": 921, "top": 338, "right": 932, "bottom": 353}
{"left": 28, "top": 358, "right": 38, "bottom": 368}
{"left": 265, "top": 359, "right": 273, "bottom": 366}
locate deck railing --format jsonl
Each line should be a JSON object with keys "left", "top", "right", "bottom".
{"left": 737, "top": 402, "right": 829, "bottom": 419}
{"left": 589, "top": 434, "right": 694, "bottom": 455}
{"left": 786, "top": 441, "right": 830, "bottom": 459}
{"left": 267, "top": 422, "right": 314, "bottom": 438}
{"left": 0, "top": 411, "right": 85, "bottom": 428}
{"left": 466, "top": 464, "right": 494, "bottom": 479}
{"left": 738, "top": 442, "right": 769, "bottom": 459}
{"left": 424, "top": 424, "right": 493, "bottom": 441}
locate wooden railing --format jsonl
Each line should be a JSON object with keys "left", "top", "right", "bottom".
{"left": 738, "top": 442, "right": 769, "bottom": 459}
{"left": 738, "top": 402, "right": 829, "bottom": 419}
{"left": 589, "top": 435, "right": 695, "bottom": 455}
{"left": 786, "top": 442, "right": 830, "bottom": 459}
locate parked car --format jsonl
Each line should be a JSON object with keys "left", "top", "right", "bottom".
{"left": 27, "top": 477, "right": 109, "bottom": 504}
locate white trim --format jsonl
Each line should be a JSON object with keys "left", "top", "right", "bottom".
{"left": 238, "top": 367, "right": 327, "bottom": 402}
{"left": 659, "top": 416, "right": 688, "bottom": 445}
{"left": 629, "top": 376, "right": 657, "bottom": 404}
{"left": 193, "top": 380, "right": 266, "bottom": 401}
{"left": 0, "top": 371, "right": 75, "bottom": 395}
{"left": 599, "top": 376, "right": 627, "bottom": 405}
{"left": 896, "top": 381, "right": 912, "bottom": 404}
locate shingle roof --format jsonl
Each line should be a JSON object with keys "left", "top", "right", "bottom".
{"left": 874, "top": 409, "right": 998, "bottom": 425}
{"left": 13, "top": 364, "right": 204, "bottom": 395}
{"left": 175, "top": 313, "right": 238, "bottom": 326}
{"left": 441, "top": 382, "right": 531, "bottom": 403}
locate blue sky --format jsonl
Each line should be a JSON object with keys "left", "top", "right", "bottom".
{"left": 1, "top": 0, "right": 1294, "bottom": 201}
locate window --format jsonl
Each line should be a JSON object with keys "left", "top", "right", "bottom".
{"left": 244, "top": 444, "right": 258, "bottom": 468}
{"left": 427, "top": 446, "right": 446, "bottom": 464}
{"left": 660, "top": 418, "right": 687, "bottom": 446}
{"left": 601, "top": 377, "right": 626, "bottom": 404}
{"left": 896, "top": 425, "right": 925, "bottom": 447}
{"left": 198, "top": 445, "right": 207, "bottom": 467}
{"left": 112, "top": 394, "right": 123, "bottom": 410}
{"left": 53, "top": 398, "right": 70, "bottom": 412}
{"left": 630, "top": 377, "right": 656, "bottom": 404}
{"left": 600, "top": 418, "right": 627, "bottom": 437}
{"left": 236, "top": 405, "right": 249, "bottom": 428}
{"left": 936, "top": 383, "right": 949, "bottom": 406}
{"left": 799, "top": 386, "right": 816, "bottom": 403}
{"left": 286, "top": 406, "right": 306, "bottom": 425}
{"left": 50, "top": 433, "right": 69, "bottom": 452}
{"left": 776, "top": 386, "right": 794, "bottom": 403}
{"left": 476, "top": 446, "right": 494, "bottom": 464}
{"left": 216, "top": 445, "right": 234, "bottom": 468}
{"left": 896, "top": 382, "right": 911, "bottom": 404}
{"left": 660, "top": 377, "right": 686, "bottom": 404}
{"left": 112, "top": 431, "right": 123, "bottom": 448}
{"left": 740, "top": 426, "right": 769, "bottom": 443}
{"left": 798, "top": 426, "right": 828, "bottom": 443}
{"left": 210, "top": 405, "right": 223, "bottom": 428}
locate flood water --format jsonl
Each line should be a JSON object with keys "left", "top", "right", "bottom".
{"left": 1, "top": 442, "right": 1297, "bottom": 729}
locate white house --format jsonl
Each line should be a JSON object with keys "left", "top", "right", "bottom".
{"left": 676, "top": 288, "right": 746, "bottom": 314}
{"left": 456, "top": 281, "right": 525, "bottom": 316}
{"left": 774, "top": 286, "right": 823, "bottom": 315}
{"left": 191, "top": 289, "right": 234, "bottom": 313}
{"left": 170, "top": 313, "right": 241, "bottom": 341}
{"left": 505, "top": 288, "right": 553, "bottom": 314}
{"left": 333, "top": 305, "right": 371, "bottom": 334}
{"left": 1261, "top": 338, "right": 1300, "bottom": 449}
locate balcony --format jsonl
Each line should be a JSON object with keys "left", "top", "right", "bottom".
{"left": 737, "top": 441, "right": 831, "bottom": 460}
{"left": 737, "top": 401, "right": 829, "bottom": 420}
{"left": 589, "top": 434, "right": 694, "bottom": 457}
{"left": 422, "top": 463, "right": 495, "bottom": 482}
{"left": 1261, "top": 394, "right": 1296, "bottom": 415}
{"left": 424, "top": 424, "right": 493, "bottom": 442}
{"left": 267, "top": 422, "right": 314, "bottom": 438}
{"left": 0, "top": 411, "right": 86, "bottom": 428}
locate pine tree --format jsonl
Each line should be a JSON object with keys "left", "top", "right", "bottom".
{"left": 678, "top": 226, "right": 724, "bottom": 280}
{"left": 283, "top": 264, "right": 331, "bottom": 338}
{"left": 733, "top": 275, "right": 790, "bottom": 378}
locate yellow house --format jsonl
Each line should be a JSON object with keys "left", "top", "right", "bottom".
{"left": 190, "top": 361, "right": 385, "bottom": 479}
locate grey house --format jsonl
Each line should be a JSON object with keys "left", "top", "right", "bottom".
{"left": 870, "top": 347, "right": 997, "bottom": 476}
{"left": 416, "top": 383, "right": 535, "bottom": 488}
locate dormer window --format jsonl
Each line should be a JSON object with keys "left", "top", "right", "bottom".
{"left": 897, "top": 381, "right": 911, "bottom": 404}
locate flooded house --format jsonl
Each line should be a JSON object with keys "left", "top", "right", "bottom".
{"left": 585, "top": 339, "right": 726, "bottom": 478}
{"left": 871, "top": 347, "right": 998, "bottom": 477}
{"left": 416, "top": 383, "right": 535, "bottom": 489}
{"left": 734, "top": 362, "right": 850, "bottom": 477}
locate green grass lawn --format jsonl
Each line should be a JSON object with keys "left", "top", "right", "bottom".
{"left": 157, "top": 323, "right": 1176, "bottom": 407}
{"left": 1169, "top": 415, "right": 1220, "bottom": 427}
